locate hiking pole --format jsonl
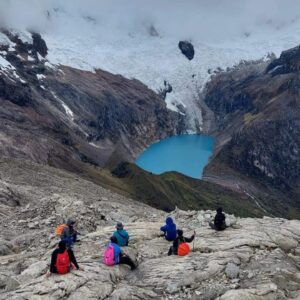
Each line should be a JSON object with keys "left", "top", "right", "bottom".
{"left": 193, "top": 230, "right": 196, "bottom": 252}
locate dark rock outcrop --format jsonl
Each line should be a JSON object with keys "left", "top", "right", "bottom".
{"left": 0, "top": 31, "right": 184, "bottom": 173}
{"left": 266, "top": 45, "right": 300, "bottom": 75}
{"left": 178, "top": 41, "right": 195, "bottom": 60}
{"left": 202, "top": 49, "right": 300, "bottom": 218}
{"left": 31, "top": 33, "right": 48, "bottom": 58}
{"left": 158, "top": 80, "right": 172, "bottom": 100}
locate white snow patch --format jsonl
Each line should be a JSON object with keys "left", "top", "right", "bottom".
{"left": 61, "top": 103, "right": 74, "bottom": 119}
{"left": 12, "top": 70, "right": 26, "bottom": 83}
{"left": 89, "top": 142, "right": 101, "bottom": 148}
{"left": 268, "top": 65, "right": 282, "bottom": 74}
{"left": 0, "top": 33, "right": 11, "bottom": 46}
{"left": 10, "top": 29, "right": 33, "bottom": 44}
{"left": 0, "top": 56, "right": 15, "bottom": 70}
{"left": 0, "top": 57, "right": 26, "bottom": 83}
{"left": 17, "top": 54, "right": 24, "bottom": 61}
{"left": 44, "top": 61, "right": 56, "bottom": 69}
{"left": 40, "top": 85, "right": 46, "bottom": 90}
{"left": 28, "top": 56, "right": 35, "bottom": 61}
{"left": 8, "top": 44, "right": 15, "bottom": 52}
{"left": 37, "top": 53, "right": 45, "bottom": 61}
{"left": 51, "top": 91, "right": 74, "bottom": 121}
{"left": 37, "top": 74, "right": 46, "bottom": 80}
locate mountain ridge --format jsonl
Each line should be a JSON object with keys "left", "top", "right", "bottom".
{"left": 201, "top": 47, "right": 300, "bottom": 219}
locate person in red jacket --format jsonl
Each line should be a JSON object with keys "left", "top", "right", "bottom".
{"left": 46, "top": 241, "right": 83, "bottom": 277}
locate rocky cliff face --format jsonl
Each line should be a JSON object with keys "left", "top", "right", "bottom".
{"left": 0, "top": 30, "right": 184, "bottom": 171}
{"left": 0, "top": 158, "right": 299, "bottom": 300}
{"left": 202, "top": 49, "right": 300, "bottom": 219}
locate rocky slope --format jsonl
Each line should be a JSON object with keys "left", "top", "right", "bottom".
{"left": 0, "top": 158, "right": 300, "bottom": 299}
{"left": 0, "top": 30, "right": 184, "bottom": 171}
{"left": 202, "top": 46, "right": 300, "bottom": 219}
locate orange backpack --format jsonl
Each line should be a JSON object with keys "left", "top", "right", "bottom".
{"left": 55, "top": 224, "right": 67, "bottom": 236}
{"left": 178, "top": 241, "right": 190, "bottom": 256}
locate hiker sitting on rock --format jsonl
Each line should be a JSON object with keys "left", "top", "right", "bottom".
{"left": 168, "top": 229, "right": 195, "bottom": 256}
{"left": 46, "top": 241, "right": 83, "bottom": 277}
{"left": 160, "top": 217, "right": 177, "bottom": 241}
{"left": 103, "top": 236, "right": 136, "bottom": 270}
{"left": 61, "top": 219, "right": 79, "bottom": 248}
{"left": 209, "top": 207, "right": 226, "bottom": 231}
{"left": 113, "top": 222, "right": 129, "bottom": 246}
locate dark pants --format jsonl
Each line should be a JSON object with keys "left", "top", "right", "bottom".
{"left": 168, "top": 246, "right": 175, "bottom": 256}
{"left": 119, "top": 255, "right": 136, "bottom": 270}
{"left": 161, "top": 233, "right": 175, "bottom": 242}
{"left": 209, "top": 222, "right": 226, "bottom": 231}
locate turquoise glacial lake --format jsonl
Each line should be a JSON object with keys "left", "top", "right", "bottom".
{"left": 135, "top": 134, "right": 215, "bottom": 179}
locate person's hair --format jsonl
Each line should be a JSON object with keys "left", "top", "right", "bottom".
{"left": 216, "top": 207, "right": 223, "bottom": 213}
{"left": 110, "top": 236, "right": 118, "bottom": 244}
{"left": 58, "top": 241, "right": 66, "bottom": 250}
{"left": 177, "top": 229, "right": 183, "bottom": 237}
{"left": 67, "top": 219, "right": 76, "bottom": 226}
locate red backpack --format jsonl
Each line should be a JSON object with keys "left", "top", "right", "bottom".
{"left": 56, "top": 250, "right": 70, "bottom": 274}
{"left": 178, "top": 238, "right": 190, "bottom": 256}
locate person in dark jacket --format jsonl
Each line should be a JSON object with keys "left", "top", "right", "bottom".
{"left": 46, "top": 241, "right": 83, "bottom": 277}
{"left": 160, "top": 217, "right": 177, "bottom": 241}
{"left": 109, "top": 236, "right": 136, "bottom": 270}
{"left": 113, "top": 222, "right": 129, "bottom": 246}
{"left": 61, "top": 219, "right": 79, "bottom": 248}
{"left": 209, "top": 208, "right": 226, "bottom": 231}
{"left": 168, "top": 229, "right": 195, "bottom": 255}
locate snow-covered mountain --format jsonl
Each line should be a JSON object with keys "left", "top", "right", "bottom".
{"left": 1, "top": 0, "right": 300, "bottom": 130}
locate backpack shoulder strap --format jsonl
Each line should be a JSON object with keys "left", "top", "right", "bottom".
{"left": 116, "top": 231, "right": 127, "bottom": 239}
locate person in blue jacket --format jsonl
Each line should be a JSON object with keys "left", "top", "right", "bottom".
{"left": 109, "top": 236, "right": 136, "bottom": 270}
{"left": 160, "top": 217, "right": 177, "bottom": 241}
{"left": 113, "top": 222, "right": 129, "bottom": 246}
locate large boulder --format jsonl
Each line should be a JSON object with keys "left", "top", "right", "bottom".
{"left": 178, "top": 41, "right": 195, "bottom": 60}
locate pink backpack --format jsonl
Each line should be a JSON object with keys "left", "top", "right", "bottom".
{"left": 103, "top": 244, "right": 115, "bottom": 266}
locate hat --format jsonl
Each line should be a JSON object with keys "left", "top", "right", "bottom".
{"left": 116, "top": 222, "right": 123, "bottom": 230}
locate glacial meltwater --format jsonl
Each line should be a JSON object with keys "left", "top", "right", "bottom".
{"left": 135, "top": 134, "right": 214, "bottom": 179}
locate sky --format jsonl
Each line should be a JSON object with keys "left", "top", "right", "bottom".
{"left": 1, "top": 0, "right": 300, "bottom": 43}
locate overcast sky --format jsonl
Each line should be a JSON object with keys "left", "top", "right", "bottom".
{"left": 1, "top": 0, "right": 300, "bottom": 42}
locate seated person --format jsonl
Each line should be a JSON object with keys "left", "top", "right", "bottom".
{"left": 168, "top": 229, "right": 195, "bottom": 256}
{"left": 113, "top": 222, "right": 129, "bottom": 246}
{"left": 61, "top": 219, "right": 79, "bottom": 248}
{"left": 47, "top": 241, "right": 83, "bottom": 276}
{"left": 160, "top": 217, "right": 177, "bottom": 241}
{"left": 104, "top": 236, "right": 136, "bottom": 270}
{"left": 210, "top": 207, "right": 226, "bottom": 231}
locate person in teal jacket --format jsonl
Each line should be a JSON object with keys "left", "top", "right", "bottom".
{"left": 113, "top": 222, "right": 129, "bottom": 246}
